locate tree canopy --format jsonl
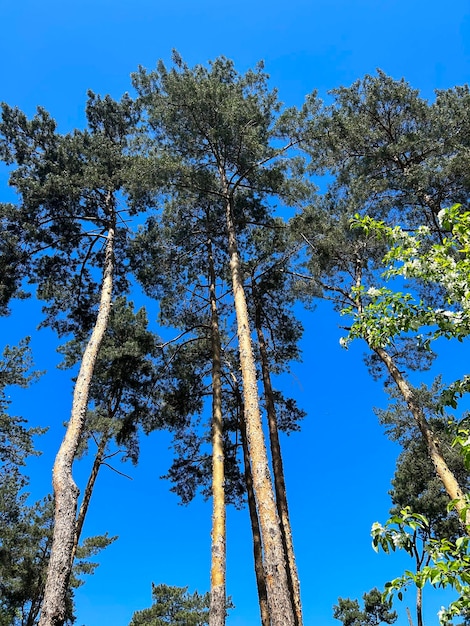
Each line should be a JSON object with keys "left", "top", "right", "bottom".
{"left": 2, "top": 57, "right": 470, "bottom": 626}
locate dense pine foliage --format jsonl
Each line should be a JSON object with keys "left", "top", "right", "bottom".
{"left": 1, "top": 54, "right": 470, "bottom": 625}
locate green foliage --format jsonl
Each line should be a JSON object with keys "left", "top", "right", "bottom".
{"left": 333, "top": 588, "right": 397, "bottom": 626}
{"left": 72, "top": 533, "right": 118, "bottom": 583}
{"left": 0, "top": 202, "right": 32, "bottom": 315}
{"left": 59, "top": 297, "right": 164, "bottom": 464}
{"left": 376, "top": 379, "right": 470, "bottom": 540}
{"left": 8, "top": 61, "right": 470, "bottom": 626}
{"left": 0, "top": 338, "right": 114, "bottom": 624}
{"left": 129, "top": 584, "right": 211, "bottom": 626}
{"left": 0, "top": 338, "right": 44, "bottom": 475}
{"left": 129, "top": 53, "right": 306, "bottom": 515}
{"left": 0, "top": 488, "right": 116, "bottom": 626}
{"left": 0, "top": 91, "right": 140, "bottom": 340}
{"left": 371, "top": 508, "right": 470, "bottom": 623}
{"left": 343, "top": 206, "right": 470, "bottom": 415}
{"left": 346, "top": 205, "right": 470, "bottom": 348}
{"left": 301, "top": 73, "right": 470, "bottom": 225}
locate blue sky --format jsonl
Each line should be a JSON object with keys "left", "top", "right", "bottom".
{"left": 1, "top": 1, "right": 470, "bottom": 625}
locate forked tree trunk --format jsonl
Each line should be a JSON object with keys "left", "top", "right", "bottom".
{"left": 374, "top": 345, "right": 470, "bottom": 529}
{"left": 238, "top": 397, "right": 271, "bottom": 626}
{"left": 254, "top": 298, "right": 303, "bottom": 626}
{"left": 223, "top": 189, "right": 295, "bottom": 626}
{"left": 70, "top": 430, "right": 111, "bottom": 565}
{"left": 39, "top": 201, "right": 116, "bottom": 626}
{"left": 208, "top": 239, "right": 227, "bottom": 626}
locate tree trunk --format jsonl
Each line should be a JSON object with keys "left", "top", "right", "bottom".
{"left": 70, "top": 430, "right": 110, "bottom": 565}
{"left": 254, "top": 297, "right": 303, "bottom": 626}
{"left": 39, "top": 199, "right": 116, "bottom": 626}
{"left": 239, "top": 397, "right": 271, "bottom": 626}
{"left": 406, "top": 606, "right": 414, "bottom": 626}
{"left": 208, "top": 239, "right": 227, "bottom": 626}
{"left": 374, "top": 345, "right": 470, "bottom": 528}
{"left": 223, "top": 190, "right": 295, "bottom": 626}
{"left": 416, "top": 586, "right": 423, "bottom": 626}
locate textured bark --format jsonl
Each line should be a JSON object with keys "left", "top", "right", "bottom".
{"left": 406, "top": 607, "right": 414, "bottom": 626}
{"left": 70, "top": 430, "right": 110, "bottom": 565}
{"left": 39, "top": 201, "right": 116, "bottom": 626}
{"left": 208, "top": 239, "right": 227, "bottom": 626}
{"left": 254, "top": 299, "right": 302, "bottom": 626}
{"left": 223, "top": 189, "right": 295, "bottom": 626}
{"left": 374, "top": 345, "right": 470, "bottom": 529}
{"left": 416, "top": 587, "right": 423, "bottom": 626}
{"left": 239, "top": 398, "right": 271, "bottom": 626}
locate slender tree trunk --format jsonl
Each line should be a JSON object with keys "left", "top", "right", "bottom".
{"left": 70, "top": 430, "right": 110, "bottom": 565}
{"left": 416, "top": 587, "right": 423, "bottom": 626}
{"left": 238, "top": 396, "right": 271, "bottom": 626}
{"left": 26, "top": 534, "right": 52, "bottom": 626}
{"left": 223, "top": 189, "right": 295, "bottom": 626}
{"left": 253, "top": 296, "right": 303, "bottom": 626}
{"left": 207, "top": 239, "right": 227, "bottom": 626}
{"left": 406, "top": 607, "right": 414, "bottom": 626}
{"left": 374, "top": 345, "right": 470, "bottom": 528}
{"left": 39, "top": 199, "right": 116, "bottom": 626}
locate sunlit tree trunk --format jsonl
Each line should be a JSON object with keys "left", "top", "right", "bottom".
{"left": 239, "top": 399, "right": 271, "bottom": 626}
{"left": 39, "top": 197, "right": 116, "bottom": 626}
{"left": 351, "top": 255, "right": 470, "bottom": 530}
{"left": 223, "top": 187, "right": 295, "bottom": 626}
{"left": 254, "top": 296, "right": 303, "bottom": 626}
{"left": 374, "top": 345, "right": 470, "bottom": 529}
{"left": 208, "top": 238, "right": 227, "bottom": 626}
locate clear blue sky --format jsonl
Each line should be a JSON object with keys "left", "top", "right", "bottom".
{"left": 1, "top": 1, "right": 469, "bottom": 625}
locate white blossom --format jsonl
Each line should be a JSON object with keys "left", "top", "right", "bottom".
{"left": 437, "top": 606, "right": 449, "bottom": 625}
{"left": 437, "top": 208, "right": 448, "bottom": 226}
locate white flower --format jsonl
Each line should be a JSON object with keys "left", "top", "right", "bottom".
{"left": 437, "top": 606, "right": 448, "bottom": 624}
{"left": 339, "top": 337, "right": 348, "bottom": 349}
{"left": 367, "top": 287, "right": 382, "bottom": 297}
{"left": 437, "top": 208, "right": 447, "bottom": 226}
{"left": 442, "top": 311, "right": 455, "bottom": 318}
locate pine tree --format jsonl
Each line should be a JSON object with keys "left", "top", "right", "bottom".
{"left": 334, "top": 589, "right": 397, "bottom": 626}
{"left": 0, "top": 342, "right": 113, "bottom": 625}
{"left": 293, "top": 72, "right": 470, "bottom": 529}
{"left": 132, "top": 53, "right": 300, "bottom": 626}
{"left": 129, "top": 584, "right": 211, "bottom": 626}
{"left": 130, "top": 189, "right": 241, "bottom": 625}
{"left": 0, "top": 91, "right": 141, "bottom": 625}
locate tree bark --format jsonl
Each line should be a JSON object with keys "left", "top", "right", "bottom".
{"left": 254, "top": 296, "right": 303, "bottom": 626}
{"left": 70, "top": 430, "right": 110, "bottom": 565}
{"left": 374, "top": 345, "right": 470, "bottom": 529}
{"left": 238, "top": 396, "right": 271, "bottom": 626}
{"left": 406, "top": 606, "right": 414, "bottom": 626}
{"left": 208, "top": 239, "right": 227, "bottom": 626}
{"left": 416, "top": 586, "right": 423, "bottom": 626}
{"left": 223, "top": 189, "right": 295, "bottom": 626}
{"left": 39, "top": 199, "right": 116, "bottom": 626}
